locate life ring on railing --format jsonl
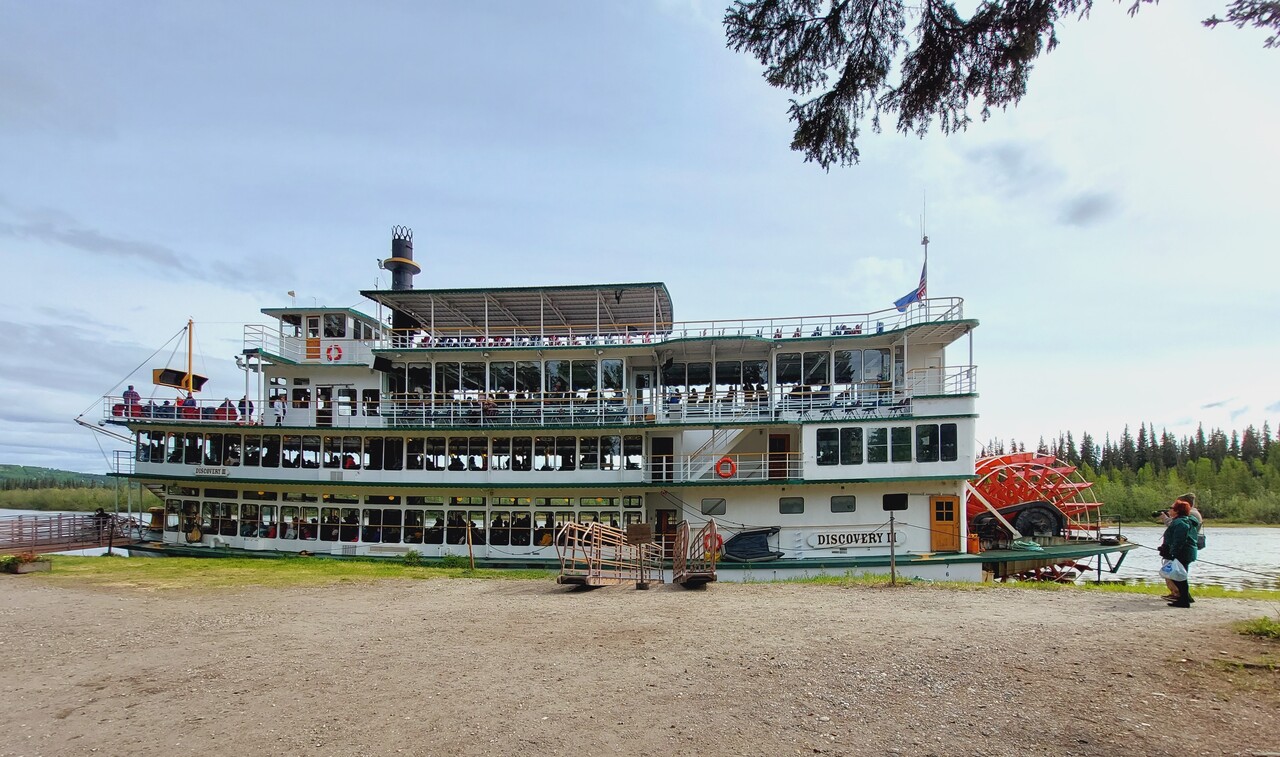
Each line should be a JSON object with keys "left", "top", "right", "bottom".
{"left": 714, "top": 456, "right": 736, "bottom": 479}
{"left": 325, "top": 344, "right": 343, "bottom": 362}
{"left": 702, "top": 531, "right": 724, "bottom": 554}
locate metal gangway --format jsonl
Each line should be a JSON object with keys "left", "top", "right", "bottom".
{"left": 555, "top": 521, "right": 664, "bottom": 589}
{"left": 0, "top": 512, "right": 145, "bottom": 556}
{"left": 673, "top": 519, "right": 720, "bottom": 587}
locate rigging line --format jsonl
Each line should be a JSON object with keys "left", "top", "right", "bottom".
{"left": 1125, "top": 538, "right": 1280, "bottom": 581}
{"left": 75, "top": 324, "right": 188, "bottom": 419}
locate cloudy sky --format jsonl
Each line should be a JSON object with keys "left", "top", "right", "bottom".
{"left": 2, "top": 1, "right": 1276, "bottom": 473}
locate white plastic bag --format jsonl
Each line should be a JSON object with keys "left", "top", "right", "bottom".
{"left": 1160, "top": 559, "right": 1188, "bottom": 582}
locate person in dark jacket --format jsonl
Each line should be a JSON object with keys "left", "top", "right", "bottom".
{"left": 1159, "top": 497, "right": 1200, "bottom": 608}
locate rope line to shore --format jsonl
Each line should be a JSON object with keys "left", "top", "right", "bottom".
{"left": 1123, "top": 538, "right": 1280, "bottom": 581}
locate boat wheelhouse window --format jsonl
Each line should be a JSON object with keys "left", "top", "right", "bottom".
{"left": 556, "top": 436, "right": 576, "bottom": 471}
{"left": 384, "top": 437, "right": 404, "bottom": 470}
{"left": 602, "top": 359, "right": 623, "bottom": 391}
{"left": 261, "top": 435, "right": 282, "bottom": 467}
{"left": 701, "top": 498, "right": 727, "bottom": 516}
{"left": 323, "top": 313, "right": 346, "bottom": 338}
{"left": 840, "top": 428, "right": 863, "bottom": 465}
{"left": 831, "top": 496, "right": 856, "bottom": 513}
{"left": 816, "top": 429, "right": 839, "bottom": 465}
{"left": 281, "top": 314, "right": 302, "bottom": 338}
{"left": 916, "top": 424, "right": 940, "bottom": 462}
{"left": 305, "top": 318, "right": 320, "bottom": 339}
{"left": 403, "top": 509, "right": 425, "bottom": 544}
{"left": 601, "top": 435, "right": 621, "bottom": 470}
{"left": 323, "top": 493, "right": 359, "bottom": 505}
{"left": 941, "top": 423, "right": 958, "bottom": 462}
{"left": 578, "top": 436, "right": 599, "bottom": 470}
{"left": 362, "top": 389, "right": 380, "bottom": 416}
{"left": 281, "top": 435, "right": 302, "bottom": 468}
{"left": 243, "top": 491, "right": 278, "bottom": 501}
{"left": 623, "top": 496, "right": 642, "bottom": 509}
{"left": 779, "top": 496, "right": 804, "bottom": 514}
{"left": 891, "top": 427, "right": 912, "bottom": 462}
{"left": 280, "top": 506, "right": 300, "bottom": 539}
{"left": 867, "top": 428, "right": 888, "bottom": 463}
{"left": 511, "top": 436, "right": 532, "bottom": 471}
{"left": 623, "top": 436, "right": 643, "bottom": 470}
{"left": 291, "top": 386, "right": 311, "bottom": 410}
{"left": 863, "top": 349, "right": 889, "bottom": 382}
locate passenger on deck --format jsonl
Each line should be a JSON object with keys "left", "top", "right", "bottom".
{"left": 181, "top": 393, "right": 198, "bottom": 420}
{"left": 271, "top": 395, "right": 286, "bottom": 425}
{"left": 238, "top": 395, "right": 254, "bottom": 421}
{"left": 123, "top": 385, "right": 141, "bottom": 407}
{"left": 447, "top": 455, "right": 465, "bottom": 471}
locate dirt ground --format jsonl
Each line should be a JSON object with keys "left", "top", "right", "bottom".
{"left": 1, "top": 577, "right": 1277, "bottom": 757}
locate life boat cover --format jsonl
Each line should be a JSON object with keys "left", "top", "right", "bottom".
{"left": 722, "top": 527, "right": 784, "bottom": 562}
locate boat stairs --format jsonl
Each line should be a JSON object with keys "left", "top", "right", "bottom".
{"left": 555, "top": 519, "right": 719, "bottom": 589}
{"left": 0, "top": 512, "right": 146, "bottom": 556}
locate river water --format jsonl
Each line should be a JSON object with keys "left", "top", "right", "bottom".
{"left": 5, "top": 510, "right": 1277, "bottom": 590}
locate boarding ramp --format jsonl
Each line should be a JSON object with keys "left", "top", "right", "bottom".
{"left": 0, "top": 512, "right": 145, "bottom": 556}
{"left": 555, "top": 521, "right": 663, "bottom": 589}
{"left": 673, "top": 519, "right": 719, "bottom": 587}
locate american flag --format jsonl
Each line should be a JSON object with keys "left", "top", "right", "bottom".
{"left": 894, "top": 262, "right": 927, "bottom": 312}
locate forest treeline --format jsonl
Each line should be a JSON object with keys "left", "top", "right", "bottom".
{"left": 983, "top": 421, "right": 1280, "bottom": 524}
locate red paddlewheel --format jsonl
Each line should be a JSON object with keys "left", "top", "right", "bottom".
{"left": 968, "top": 453, "right": 1103, "bottom": 533}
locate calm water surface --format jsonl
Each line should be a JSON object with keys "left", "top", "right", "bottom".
{"left": 5, "top": 510, "right": 1277, "bottom": 590}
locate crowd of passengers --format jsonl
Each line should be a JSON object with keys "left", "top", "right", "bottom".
{"left": 389, "top": 322, "right": 878, "bottom": 349}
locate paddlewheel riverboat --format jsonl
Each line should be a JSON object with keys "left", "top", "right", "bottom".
{"left": 96, "top": 227, "right": 1135, "bottom": 582}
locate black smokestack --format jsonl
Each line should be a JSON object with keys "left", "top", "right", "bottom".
{"left": 383, "top": 225, "right": 420, "bottom": 332}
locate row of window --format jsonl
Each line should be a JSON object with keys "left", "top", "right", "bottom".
{"left": 816, "top": 423, "right": 958, "bottom": 466}
{"left": 138, "top": 433, "right": 646, "bottom": 471}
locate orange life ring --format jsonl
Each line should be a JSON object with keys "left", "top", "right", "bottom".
{"left": 325, "top": 344, "right": 343, "bottom": 362}
{"left": 714, "top": 456, "right": 736, "bottom": 478}
{"left": 702, "top": 531, "right": 724, "bottom": 553}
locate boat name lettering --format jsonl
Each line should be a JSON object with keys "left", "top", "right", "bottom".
{"left": 194, "top": 466, "right": 230, "bottom": 477}
{"left": 809, "top": 531, "right": 901, "bottom": 548}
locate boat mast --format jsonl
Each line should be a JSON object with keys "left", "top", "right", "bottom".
{"left": 185, "top": 318, "right": 194, "bottom": 393}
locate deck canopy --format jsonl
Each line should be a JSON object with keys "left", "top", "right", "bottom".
{"left": 361, "top": 282, "right": 674, "bottom": 335}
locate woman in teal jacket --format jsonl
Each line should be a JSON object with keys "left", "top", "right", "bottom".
{"left": 1160, "top": 498, "right": 1200, "bottom": 608}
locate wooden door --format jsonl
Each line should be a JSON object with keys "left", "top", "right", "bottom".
{"left": 930, "top": 496, "right": 961, "bottom": 552}
{"left": 768, "top": 434, "right": 790, "bottom": 480}
{"left": 655, "top": 508, "right": 678, "bottom": 558}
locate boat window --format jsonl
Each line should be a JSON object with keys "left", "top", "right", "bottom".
{"left": 686, "top": 362, "right": 711, "bottom": 405}
{"left": 224, "top": 434, "right": 242, "bottom": 466}
{"left": 282, "top": 492, "right": 317, "bottom": 503}
{"left": 165, "top": 499, "right": 180, "bottom": 531}
{"left": 816, "top": 429, "right": 839, "bottom": 465}
{"left": 545, "top": 359, "right": 569, "bottom": 394}
{"left": 941, "top": 423, "right": 958, "bottom": 461}
{"left": 281, "top": 314, "right": 302, "bottom": 338}
{"left": 321, "top": 436, "right": 341, "bottom": 468}
{"left": 365, "top": 437, "right": 385, "bottom": 470}
{"left": 338, "top": 508, "right": 359, "bottom": 542}
{"left": 425, "top": 437, "right": 446, "bottom": 470}
{"left": 323, "top": 492, "right": 358, "bottom": 504}
{"left": 830, "top": 496, "right": 856, "bottom": 513}
{"left": 383, "top": 509, "right": 403, "bottom": 543}
{"left": 867, "top": 428, "right": 888, "bottom": 463}
{"left": 601, "top": 359, "right": 623, "bottom": 391}
{"left": 279, "top": 506, "right": 299, "bottom": 540}
{"left": 601, "top": 511, "right": 620, "bottom": 527}
{"left": 509, "top": 510, "right": 532, "bottom": 545}
{"left": 779, "top": 497, "right": 804, "bottom": 515}
{"left": 743, "top": 360, "right": 768, "bottom": 388}
{"left": 776, "top": 353, "right": 801, "bottom": 385}
{"left": 242, "top": 434, "right": 261, "bottom": 466}
{"left": 661, "top": 362, "right": 685, "bottom": 392}
{"left": 203, "top": 433, "right": 224, "bottom": 466}
{"left": 301, "top": 507, "right": 319, "bottom": 540}
{"left": 291, "top": 386, "right": 311, "bottom": 410}
{"left": 623, "top": 496, "right": 642, "bottom": 509}
{"left": 511, "top": 436, "right": 532, "bottom": 471}
{"left": 916, "top": 424, "right": 939, "bottom": 462}
{"left": 535, "top": 436, "right": 555, "bottom": 471}
{"left": 579, "top": 436, "right": 599, "bottom": 470}
{"left": 242, "top": 491, "right": 278, "bottom": 501}
{"left": 490, "top": 362, "right": 515, "bottom": 392}
{"left": 701, "top": 498, "right": 726, "bottom": 516}
{"left": 600, "top": 435, "right": 621, "bottom": 470}
{"left": 556, "top": 436, "right": 576, "bottom": 471}
{"left": 406, "top": 437, "right": 425, "bottom": 470}
{"left": 323, "top": 314, "right": 346, "bottom": 338}
{"left": 383, "top": 437, "right": 403, "bottom": 470}
{"left": 204, "top": 488, "right": 237, "bottom": 499}
{"left": 435, "top": 362, "right": 460, "bottom": 397}
{"left": 211, "top": 502, "right": 237, "bottom": 536}
{"left": 239, "top": 504, "right": 261, "bottom": 537}
{"left": 834, "top": 350, "right": 862, "bottom": 383}
{"left": 339, "top": 437, "right": 360, "bottom": 469}
{"left": 840, "top": 428, "right": 863, "bottom": 465}
{"left": 516, "top": 361, "right": 541, "bottom": 395}
{"left": 165, "top": 432, "right": 181, "bottom": 463}
{"left": 319, "top": 507, "right": 340, "bottom": 541}
{"left": 362, "top": 389, "right": 380, "bottom": 416}
{"left": 571, "top": 360, "right": 597, "bottom": 393}
{"left": 200, "top": 502, "right": 215, "bottom": 530}
{"left": 362, "top": 509, "right": 383, "bottom": 542}
{"left": 424, "top": 510, "right": 444, "bottom": 544}
{"left": 891, "top": 427, "right": 912, "bottom": 462}
{"left": 487, "top": 510, "right": 511, "bottom": 545}
{"left": 623, "top": 436, "right": 643, "bottom": 470}
{"left": 334, "top": 387, "right": 354, "bottom": 417}
{"left": 803, "top": 351, "right": 829, "bottom": 386}
{"left": 863, "top": 349, "right": 889, "bottom": 382}
{"left": 623, "top": 511, "right": 643, "bottom": 526}
{"left": 184, "top": 432, "right": 203, "bottom": 465}
{"left": 403, "top": 509, "right": 424, "bottom": 544}
{"left": 461, "top": 363, "right": 484, "bottom": 397}
{"left": 260, "top": 506, "right": 277, "bottom": 538}
{"left": 492, "top": 438, "right": 512, "bottom": 470}
{"left": 533, "top": 511, "right": 555, "bottom": 546}
{"left": 281, "top": 435, "right": 301, "bottom": 468}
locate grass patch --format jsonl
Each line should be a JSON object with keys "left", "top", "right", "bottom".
{"left": 1237, "top": 615, "right": 1280, "bottom": 640}
{"left": 36, "top": 555, "right": 551, "bottom": 591}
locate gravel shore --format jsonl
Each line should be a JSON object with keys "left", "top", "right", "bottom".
{"left": 2, "top": 577, "right": 1277, "bottom": 757}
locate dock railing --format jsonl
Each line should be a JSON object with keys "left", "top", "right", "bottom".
{"left": 555, "top": 521, "right": 663, "bottom": 587}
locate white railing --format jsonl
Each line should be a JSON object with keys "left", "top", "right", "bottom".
{"left": 905, "top": 365, "right": 977, "bottom": 396}
{"left": 647, "top": 453, "right": 802, "bottom": 483}
{"left": 244, "top": 326, "right": 377, "bottom": 366}
{"left": 380, "top": 297, "right": 966, "bottom": 350}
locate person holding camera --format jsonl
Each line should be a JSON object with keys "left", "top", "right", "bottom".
{"left": 1157, "top": 496, "right": 1201, "bottom": 608}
